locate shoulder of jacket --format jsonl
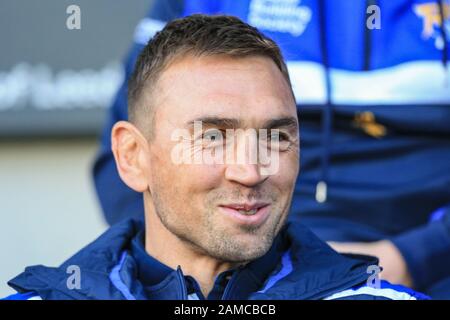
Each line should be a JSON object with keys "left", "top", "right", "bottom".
{"left": 324, "top": 280, "right": 430, "bottom": 300}
{"left": 1, "top": 292, "right": 42, "bottom": 300}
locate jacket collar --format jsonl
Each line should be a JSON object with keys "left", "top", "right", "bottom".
{"left": 8, "top": 218, "right": 377, "bottom": 300}
{"left": 130, "top": 229, "right": 173, "bottom": 287}
{"left": 250, "top": 222, "right": 377, "bottom": 300}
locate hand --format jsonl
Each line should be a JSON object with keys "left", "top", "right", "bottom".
{"left": 328, "top": 240, "right": 414, "bottom": 288}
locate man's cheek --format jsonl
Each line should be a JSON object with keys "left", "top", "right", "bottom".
{"left": 187, "top": 164, "right": 224, "bottom": 186}
{"left": 285, "top": 155, "right": 300, "bottom": 179}
{"left": 270, "top": 156, "right": 298, "bottom": 181}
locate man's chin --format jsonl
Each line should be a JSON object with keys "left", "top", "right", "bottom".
{"left": 210, "top": 242, "right": 272, "bottom": 263}
{"left": 208, "top": 228, "right": 275, "bottom": 262}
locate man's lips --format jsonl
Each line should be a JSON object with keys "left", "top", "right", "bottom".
{"left": 218, "top": 202, "right": 271, "bottom": 226}
{"left": 220, "top": 202, "right": 270, "bottom": 211}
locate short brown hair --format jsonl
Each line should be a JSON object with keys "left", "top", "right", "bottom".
{"left": 128, "top": 14, "right": 292, "bottom": 135}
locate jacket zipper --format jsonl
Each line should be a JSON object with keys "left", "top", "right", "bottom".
{"left": 221, "top": 267, "right": 244, "bottom": 300}
{"left": 176, "top": 266, "right": 188, "bottom": 300}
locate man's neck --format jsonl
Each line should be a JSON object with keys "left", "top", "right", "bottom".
{"left": 144, "top": 210, "right": 240, "bottom": 297}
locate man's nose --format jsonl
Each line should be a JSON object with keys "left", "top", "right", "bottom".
{"left": 224, "top": 163, "right": 267, "bottom": 187}
{"left": 223, "top": 129, "right": 269, "bottom": 186}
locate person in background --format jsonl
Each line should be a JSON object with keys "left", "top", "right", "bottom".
{"left": 93, "top": 0, "right": 450, "bottom": 298}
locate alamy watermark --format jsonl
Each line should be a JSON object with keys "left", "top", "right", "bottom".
{"left": 366, "top": 265, "right": 382, "bottom": 289}
{"left": 367, "top": 5, "right": 381, "bottom": 30}
{"left": 66, "top": 265, "right": 81, "bottom": 290}
{"left": 66, "top": 5, "right": 81, "bottom": 30}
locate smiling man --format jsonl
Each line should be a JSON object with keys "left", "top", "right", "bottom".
{"left": 4, "top": 14, "right": 428, "bottom": 300}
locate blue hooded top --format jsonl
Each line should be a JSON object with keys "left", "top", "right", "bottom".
{"left": 3, "top": 219, "right": 428, "bottom": 300}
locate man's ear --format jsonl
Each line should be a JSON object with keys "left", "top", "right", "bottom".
{"left": 111, "top": 121, "right": 150, "bottom": 193}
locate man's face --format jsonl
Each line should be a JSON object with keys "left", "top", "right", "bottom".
{"left": 145, "top": 55, "right": 299, "bottom": 263}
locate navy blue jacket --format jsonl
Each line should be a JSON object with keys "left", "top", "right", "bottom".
{"left": 3, "top": 219, "right": 428, "bottom": 300}
{"left": 92, "top": 0, "right": 450, "bottom": 295}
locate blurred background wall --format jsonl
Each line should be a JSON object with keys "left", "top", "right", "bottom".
{"left": 0, "top": 0, "right": 152, "bottom": 296}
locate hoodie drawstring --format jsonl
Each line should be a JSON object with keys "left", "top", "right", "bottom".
{"left": 316, "top": 0, "right": 332, "bottom": 203}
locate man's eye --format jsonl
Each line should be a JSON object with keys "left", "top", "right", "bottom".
{"left": 202, "top": 129, "right": 224, "bottom": 143}
{"left": 269, "top": 131, "right": 288, "bottom": 142}
{"left": 268, "top": 131, "right": 290, "bottom": 151}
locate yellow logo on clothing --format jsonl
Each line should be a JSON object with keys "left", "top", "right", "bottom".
{"left": 414, "top": 2, "right": 450, "bottom": 48}
{"left": 353, "top": 111, "right": 387, "bottom": 139}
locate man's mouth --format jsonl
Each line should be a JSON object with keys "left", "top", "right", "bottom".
{"left": 236, "top": 209, "right": 258, "bottom": 215}
{"left": 224, "top": 203, "right": 266, "bottom": 215}
{"left": 218, "top": 202, "right": 271, "bottom": 225}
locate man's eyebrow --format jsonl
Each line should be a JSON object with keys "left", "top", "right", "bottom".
{"left": 186, "top": 116, "right": 298, "bottom": 131}
{"left": 263, "top": 117, "right": 299, "bottom": 131}
{"left": 186, "top": 117, "right": 240, "bottom": 128}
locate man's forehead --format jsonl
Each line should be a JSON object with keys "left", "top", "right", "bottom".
{"left": 153, "top": 57, "right": 296, "bottom": 123}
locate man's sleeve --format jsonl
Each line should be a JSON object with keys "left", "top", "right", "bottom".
{"left": 92, "top": 0, "right": 184, "bottom": 225}
{"left": 390, "top": 205, "right": 450, "bottom": 291}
